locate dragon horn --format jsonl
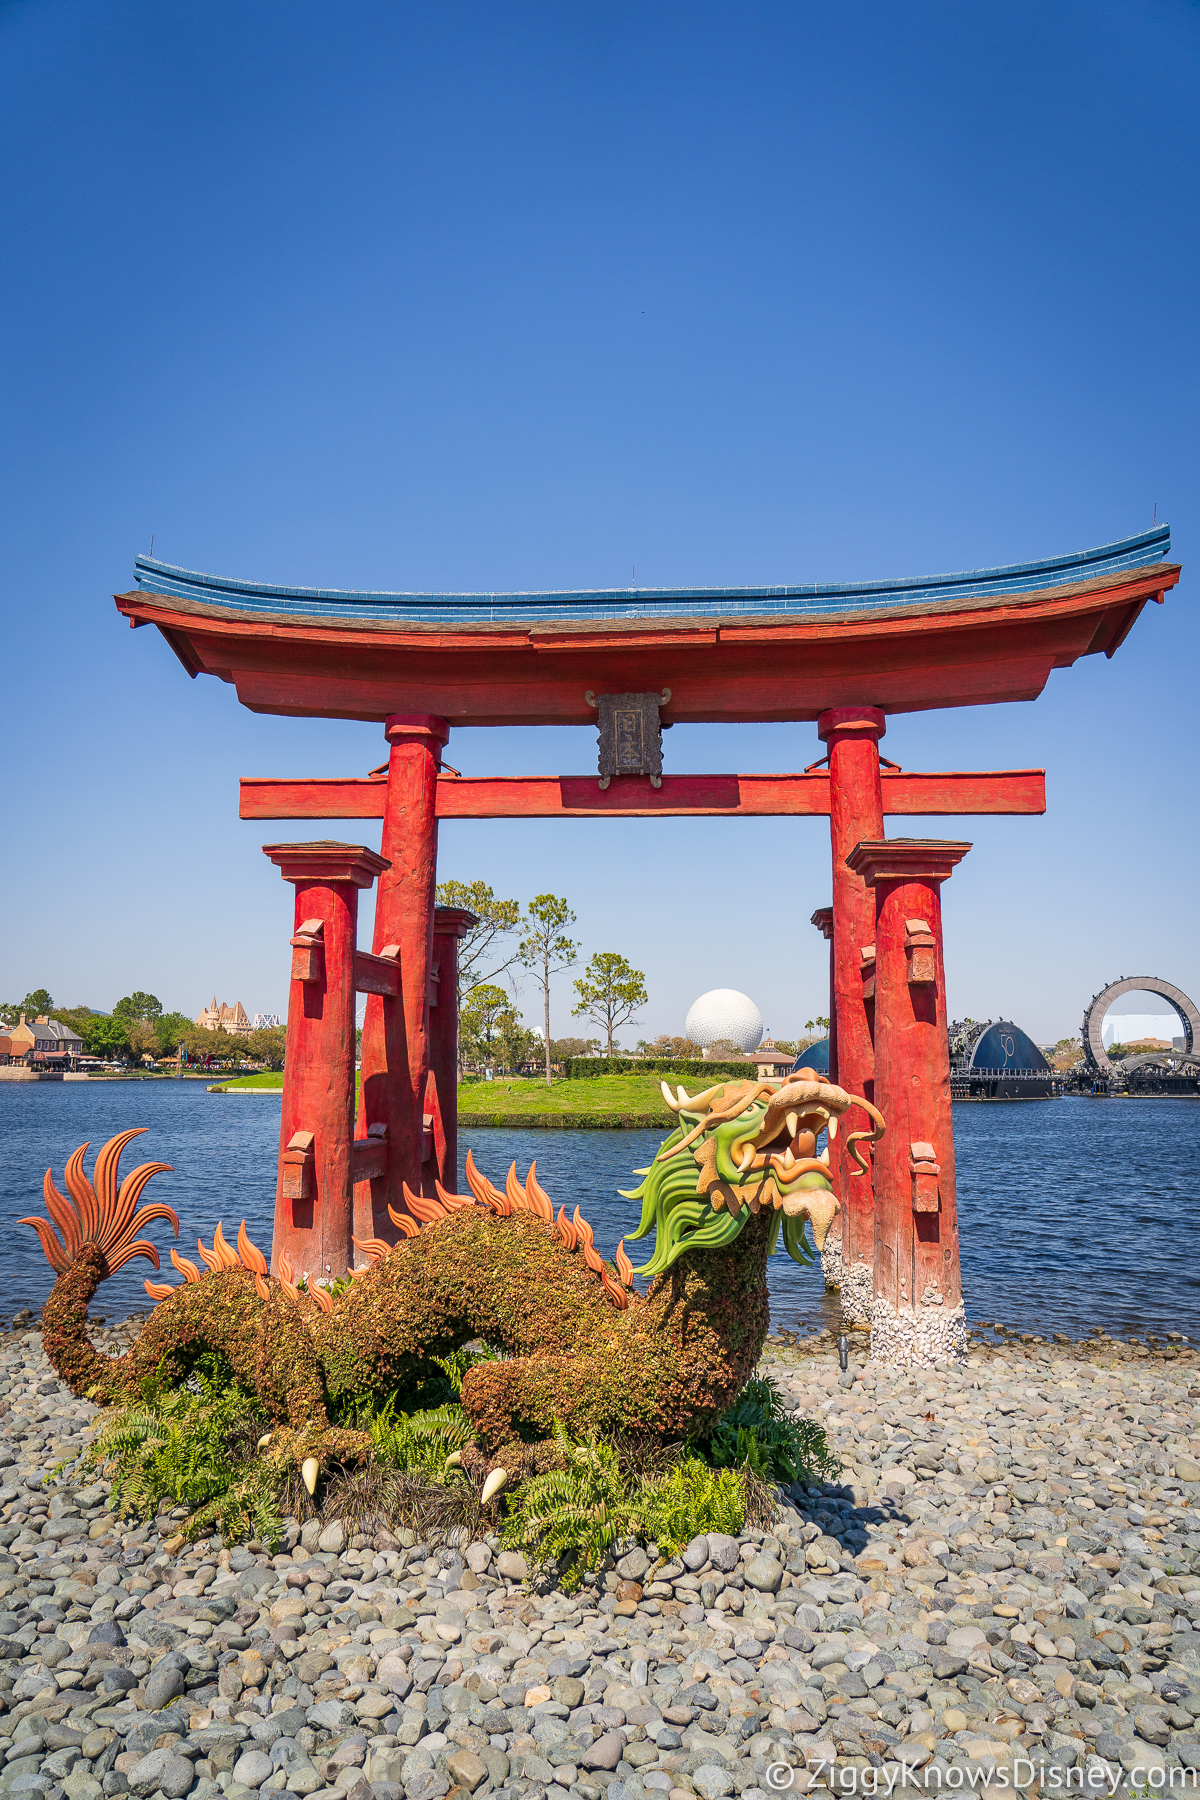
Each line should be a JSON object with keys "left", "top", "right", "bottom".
{"left": 661, "top": 1081, "right": 682, "bottom": 1111}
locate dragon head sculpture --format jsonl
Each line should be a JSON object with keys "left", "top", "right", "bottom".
{"left": 622, "top": 1070, "right": 884, "bottom": 1276}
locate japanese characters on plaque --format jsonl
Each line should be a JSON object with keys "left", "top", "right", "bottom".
{"left": 585, "top": 688, "right": 672, "bottom": 789}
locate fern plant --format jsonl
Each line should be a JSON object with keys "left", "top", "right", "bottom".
{"left": 500, "top": 1420, "right": 639, "bottom": 1589}
{"left": 638, "top": 1456, "right": 747, "bottom": 1551}
{"left": 701, "top": 1375, "right": 838, "bottom": 1485}
{"left": 86, "top": 1354, "right": 282, "bottom": 1545}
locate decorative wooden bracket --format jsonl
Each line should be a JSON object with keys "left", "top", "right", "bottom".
{"left": 910, "top": 1139, "right": 941, "bottom": 1213}
{"left": 905, "top": 918, "right": 937, "bottom": 985}
{"left": 860, "top": 943, "right": 876, "bottom": 1003}
{"left": 428, "top": 957, "right": 440, "bottom": 1008}
{"left": 351, "top": 1122, "right": 388, "bottom": 1183}
{"left": 290, "top": 919, "right": 324, "bottom": 985}
{"left": 354, "top": 943, "right": 401, "bottom": 997}
{"left": 422, "top": 1067, "right": 446, "bottom": 1170}
{"left": 282, "top": 1129, "right": 316, "bottom": 1202}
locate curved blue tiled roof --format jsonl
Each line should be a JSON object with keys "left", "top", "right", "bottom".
{"left": 131, "top": 525, "right": 1172, "bottom": 628}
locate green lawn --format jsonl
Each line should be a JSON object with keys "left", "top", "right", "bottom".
{"left": 214, "top": 1068, "right": 676, "bottom": 1126}
{"left": 459, "top": 1072, "right": 675, "bottom": 1128}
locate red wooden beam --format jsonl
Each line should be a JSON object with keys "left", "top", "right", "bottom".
{"left": 238, "top": 768, "right": 1046, "bottom": 821}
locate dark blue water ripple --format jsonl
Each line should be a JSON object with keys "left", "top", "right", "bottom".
{"left": 0, "top": 1085, "right": 1196, "bottom": 1337}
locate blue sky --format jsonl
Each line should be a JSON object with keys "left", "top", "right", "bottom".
{"left": 2, "top": 0, "right": 1196, "bottom": 1045}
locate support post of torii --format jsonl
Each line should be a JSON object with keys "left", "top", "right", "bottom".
{"left": 817, "top": 707, "right": 885, "bottom": 1330}
{"left": 847, "top": 837, "right": 970, "bottom": 1367}
{"left": 356, "top": 713, "right": 449, "bottom": 1236}
{"left": 428, "top": 906, "right": 478, "bottom": 1193}
{"left": 809, "top": 905, "right": 840, "bottom": 1292}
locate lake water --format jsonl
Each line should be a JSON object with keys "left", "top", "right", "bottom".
{"left": 1, "top": 1082, "right": 1196, "bottom": 1338}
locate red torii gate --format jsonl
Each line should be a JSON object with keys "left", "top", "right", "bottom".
{"left": 116, "top": 527, "right": 1179, "bottom": 1362}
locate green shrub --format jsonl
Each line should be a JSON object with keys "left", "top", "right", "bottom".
{"left": 700, "top": 1376, "right": 838, "bottom": 1485}
{"left": 87, "top": 1354, "right": 283, "bottom": 1546}
{"left": 637, "top": 1457, "right": 747, "bottom": 1552}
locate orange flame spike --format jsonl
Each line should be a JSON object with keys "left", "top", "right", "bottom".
{"left": 105, "top": 1159, "right": 174, "bottom": 1260}
{"left": 108, "top": 1240, "right": 162, "bottom": 1275}
{"left": 41, "top": 1172, "right": 81, "bottom": 1259}
{"left": 525, "top": 1161, "right": 554, "bottom": 1222}
{"left": 196, "top": 1237, "right": 220, "bottom": 1271}
{"left": 386, "top": 1204, "right": 421, "bottom": 1238}
{"left": 464, "top": 1148, "right": 508, "bottom": 1214}
{"left": 307, "top": 1281, "right": 334, "bottom": 1314}
{"left": 600, "top": 1268, "right": 630, "bottom": 1309}
{"left": 253, "top": 1272, "right": 270, "bottom": 1301}
{"left": 237, "top": 1222, "right": 269, "bottom": 1274}
{"left": 505, "top": 1162, "right": 528, "bottom": 1212}
{"left": 170, "top": 1249, "right": 201, "bottom": 1284}
{"left": 435, "top": 1179, "right": 479, "bottom": 1211}
{"left": 63, "top": 1143, "right": 97, "bottom": 1245}
{"left": 555, "top": 1206, "right": 573, "bottom": 1249}
{"left": 351, "top": 1235, "right": 391, "bottom": 1264}
{"left": 19, "top": 1216, "right": 69, "bottom": 1275}
{"left": 211, "top": 1223, "right": 240, "bottom": 1269}
{"left": 582, "top": 1239, "right": 605, "bottom": 1275}
{"left": 91, "top": 1129, "right": 148, "bottom": 1237}
{"left": 401, "top": 1182, "right": 447, "bottom": 1224}
{"left": 615, "top": 1240, "right": 635, "bottom": 1287}
{"left": 144, "top": 1280, "right": 175, "bottom": 1303}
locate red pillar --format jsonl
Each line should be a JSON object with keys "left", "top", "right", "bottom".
{"left": 817, "top": 706, "right": 885, "bottom": 1328}
{"left": 427, "top": 906, "right": 478, "bottom": 1191}
{"left": 264, "top": 840, "right": 389, "bottom": 1283}
{"left": 846, "top": 837, "right": 970, "bottom": 1367}
{"left": 357, "top": 713, "right": 449, "bottom": 1233}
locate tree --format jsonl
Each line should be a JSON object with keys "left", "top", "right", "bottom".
{"left": 113, "top": 992, "right": 163, "bottom": 1024}
{"left": 435, "top": 880, "right": 522, "bottom": 1005}
{"left": 497, "top": 1012, "right": 540, "bottom": 1074}
{"left": 572, "top": 952, "right": 648, "bottom": 1057}
{"left": 645, "top": 1033, "right": 701, "bottom": 1059}
{"left": 803, "top": 1016, "right": 831, "bottom": 1035}
{"left": 459, "top": 984, "right": 517, "bottom": 1067}
{"left": 246, "top": 1026, "right": 286, "bottom": 1070}
{"left": 7, "top": 989, "right": 54, "bottom": 1023}
{"left": 79, "top": 1015, "right": 131, "bottom": 1061}
{"left": 153, "top": 1012, "right": 195, "bottom": 1056}
{"left": 518, "top": 895, "right": 579, "bottom": 1087}
{"left": 549, "top": 1036, "right": 595, "bottom": 1062}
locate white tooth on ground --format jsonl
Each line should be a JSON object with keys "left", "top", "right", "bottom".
{"left": 481, "top": 1467, "right": 508, "bottom": 1503}
{"left": 256, "top": 1432, "right": 273, "bottom": 1450}
{"left": 301, "top": 1456, "right": 319, "bottom": 1496}
{"left": 443, "top": 1450, "right": 462, "bottom": 1473}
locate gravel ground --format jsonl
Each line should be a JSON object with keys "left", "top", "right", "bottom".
{"left": 0, "top": 1320, "right": 1197, "bottom": 1800}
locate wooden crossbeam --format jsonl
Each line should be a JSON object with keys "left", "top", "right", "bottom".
{"left": 239, "top": 768, "right": 1045, "bottom": 821}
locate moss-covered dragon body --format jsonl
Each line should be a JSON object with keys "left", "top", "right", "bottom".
{"left": 25, "top": 1075, "right": 882, "bottom": 1483}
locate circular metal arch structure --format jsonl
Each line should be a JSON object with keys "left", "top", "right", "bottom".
{"left": 1082, "top": 976, "right": 1200, "bottom": 1071}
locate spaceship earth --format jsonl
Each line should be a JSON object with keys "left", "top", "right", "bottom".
{"left": 684, "top": 988, "right": 764, "bottom": 1052}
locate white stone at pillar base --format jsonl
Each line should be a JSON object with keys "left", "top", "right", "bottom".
{"left": 820, "top": 1232, "right": 844, "bottom": 1292}
{"left": 870, "top": 1293, "right": 967, "bottom": 1367}
{"left": 838, "top": 1258, "right": 873, "bottom": 1328}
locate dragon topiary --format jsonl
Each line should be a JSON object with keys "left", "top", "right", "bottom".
{"left": 24, "top": 1075, "right": 883, "bottom": 1491}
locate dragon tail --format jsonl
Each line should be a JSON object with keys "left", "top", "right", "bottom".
{"left": 21, "top": 1130, "right": 177, "bottom": 1399}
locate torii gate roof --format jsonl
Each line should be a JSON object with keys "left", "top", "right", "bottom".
{"left": 116, "top": 526, "right": 1179, "bottom": 725}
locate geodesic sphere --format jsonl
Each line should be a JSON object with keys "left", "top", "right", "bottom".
{"left": 684, "top": 988, "right": 764, "bottom": 1052}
